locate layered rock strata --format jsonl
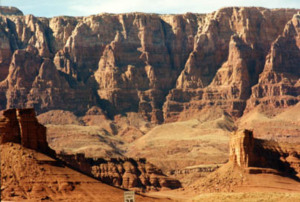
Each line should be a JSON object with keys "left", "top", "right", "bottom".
{"left": 246, "top": 13, "right": 300, "bottom": 111}
{"left": 58, "top": 153, "right": 181, "bottom": 192}
{"left": 163, "top": 8, "right": 300, "bottom": 121}
{"left": 0, "top": 6, "right": 299, "bottom": 122}
{"left": 190, "top": 129, "right": 300, "bottom": 193}
{"left": 230, "top": 129, "right": 300, "bottom": 177}
{"left": 0, "top": 108, "right": 181, "bottom": 192}
{"left": 229, "top": 129, "right": 255, "bottom": 167}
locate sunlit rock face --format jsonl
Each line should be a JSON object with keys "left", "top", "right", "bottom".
{"left": 0, "top": 6, "right": 299, "bottom": 123}
{"left": 246, "top": 13, "right": 300, "bottom": 111}
{"left": 229, "top": 129, "right": 255, "bottom": 168}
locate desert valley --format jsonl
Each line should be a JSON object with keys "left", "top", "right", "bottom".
{"left": 0, "top": 5, "right": 300, "bottom": 201}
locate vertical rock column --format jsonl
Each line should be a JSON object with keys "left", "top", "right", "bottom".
{"left": 229, "top": 129, "right": 255, "bottom": 168}
{"left": 0, "top": 108, "right": 55, "bottom": 156}
{"left": 16, "top": 108, "right": 49, "bottom": 154}
{"left": 0, "top": 109, "right": 20, "bottom": 144}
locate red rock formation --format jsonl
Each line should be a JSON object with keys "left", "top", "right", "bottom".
{"left": 0, "top": 46, "right": 95, "bottom": 114}
{"left": 246, "top": 13, "right": 300, "bottom": 111}
{"left": 0, "top": 109, "right": 20, "bottom": 143}
{"left": 0, "top": 108, "right": 55, "bottom": 156}
{"left": 188, "top": 129, "right": 300, "bottom": 194}
{"left": 0, "top": 6, "right": 299, "bottom": 123}
{"left": 229, "top": 129, "right": 255, "bottom": 167}
{"left": 58, "top": 153, "right": 181, "bottom": 191}
{"left": 0, "top": 17, "right": 12, "bottom": 81}
{"left": 229, "top": 129, "right": 300, "bottom": 178}
{"left": 163, "top": 8, "right": 299, "bottom": 122}
{"left": 93, "top": 13, "right": 201, "bottom": 122}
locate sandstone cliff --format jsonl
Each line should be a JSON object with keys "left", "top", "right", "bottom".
{"left": 0, "top": 108, "right": 55, "bottom": 155}
{"left": 230, "top": 129, "right": 300, "bottom": 177}
{"left": 163, "top": 8, "right": 299, "bottom": 121}
{"left": 246, "top": 13, "right": 300, "bottom": 111}
{"left": 0, "top": 143, "right": 167, "bottom": 201}
{"left": 0, "top": 6, "right": 299, "bottom": 123}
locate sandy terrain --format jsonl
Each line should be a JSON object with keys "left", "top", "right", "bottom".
{"left": 0, "top": 143, "right": 170, "bottom": 201}
{"left": 238, "top": 103, "right": 300, "bottom": 142}
{"left": 127, "top": 111, "right": 234, "bottom": 172}
{"left": 146, "top": 163, "right": 300, "bottom": 201}
{"left": 39, "top": 109, "right": 234, "bottom": 173}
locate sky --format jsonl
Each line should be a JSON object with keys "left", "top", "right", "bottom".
{"left": 2, "top": 0, "right": 300, "bottom": 17}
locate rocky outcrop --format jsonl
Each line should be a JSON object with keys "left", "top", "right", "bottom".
{"left": 58, "top": 153, "right": 181, "bottom": 192}
{"left": 229, "top": 129, "right": 255, "bottom": 167}
{"left": 92, "top": 13, "right": 201, "bottom": 122}
{"left": 0, "top": 108, "right": 55, "bottom": 156}
{"left": 0, "top": 108, "right": 181, "bottom": 191}
{"left": 229, "top": 129, "right": 300, "bottom": 178}
{"left": 0, "top": 6, "right": 299, "bottom": 123}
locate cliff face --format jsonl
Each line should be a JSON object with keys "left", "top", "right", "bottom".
{"left": 163, "top": 8, "right": 299, "bottom": 121}
{"left": 0, "top": 108, "right": 55, "bottom": 155}
{"left": 0, "top": 7, "right": 299, "bottom": 122}
{"left": 246, "top": 13, "right": 300, "bottom": 111}
{"left": 229, "top": 129, "right": 300, "bottom": 178}
{"left": 229, "top": 129, "right": 255, "bottom": 168}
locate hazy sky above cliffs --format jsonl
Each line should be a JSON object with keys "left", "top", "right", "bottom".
{"left": 2, "top": 0, "right": 300, "bottom": 17}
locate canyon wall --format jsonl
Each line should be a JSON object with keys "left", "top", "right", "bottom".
{"left": 0, "top": 7, "right": 299, "bottom": 123}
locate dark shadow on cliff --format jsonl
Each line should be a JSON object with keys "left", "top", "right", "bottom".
{"left": 253, "top": 139, "right": 300, "bottom": 181}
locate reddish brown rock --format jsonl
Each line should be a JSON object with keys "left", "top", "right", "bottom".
{"left": 229, "top": 129, "right": 255, "bottom": 167}
{"left": 49, "top": 16, "right": 79, "bottom": 52}
{"left": 93, "top": 13, "right": 201, "bottom": 122}
{"left": 0, "top": 108, "right": 55, "bottom": 156}
{"left": 58, "top": 153, "right": 181, "bottom": 192}
{"left": 0, "top": 46, "right": 43, "bottom": 110}
{"left": 246, "top": 13, "right": 300, "bottom": 111}
{"left": 0, "top": 6, "right": 299, "bottom": 123}
{"left": 286, "top": 152, "right": 300, "bottom": 178}
{"left": 0, "top": 143, "right": 164, "bottom": 202}
{"left": 229, "top": 129, "right": 300, "bottom": 178}
{"left": 0, "top": 109, "right": 20, "bottom": 144}
{"left": 163, "top": 8, "right": 299, "bottom": 122}
{"left": 190, "top": 129, "right": 300, "bottom": 194}
{"left": 0, "top": 16, "right": 12, "bottom": 81}
{"left": 0, "top": 46, "right": 95, "bottom": 114}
